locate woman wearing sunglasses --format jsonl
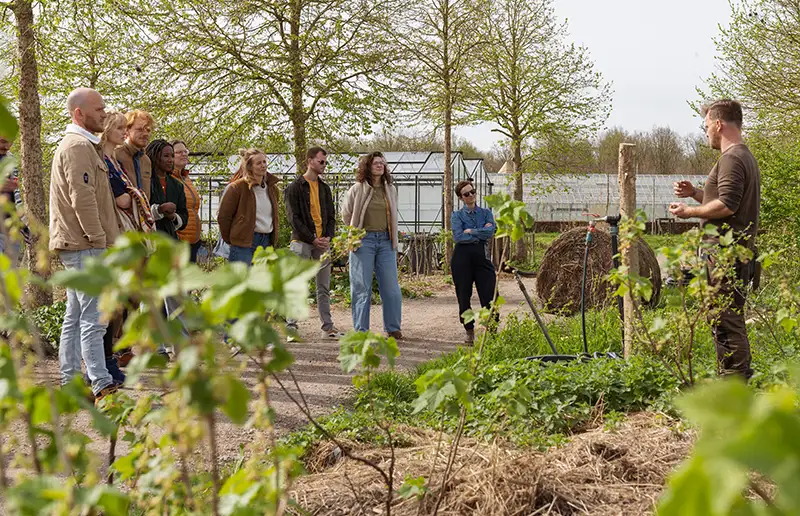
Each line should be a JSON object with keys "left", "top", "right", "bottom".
{"left": 450, "top": 180, "right": 497, "bottom": 344}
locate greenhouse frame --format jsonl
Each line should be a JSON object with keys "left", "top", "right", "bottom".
{"left": 188, "top": 151, "right": 493, "bottom": 235}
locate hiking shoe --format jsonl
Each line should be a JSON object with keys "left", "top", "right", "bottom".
{"left": 322, "top": 328, "right": 346, "bottom": 339}
{"left": 387, "top": 331, "right": 404, "bottom": 340}
{"left": 464, "top": 329, "right": 475, "bottom": 345}
{"left": 115, "top": 349, "right": 135, "bottom": 368}
{"left": 106, "top": 357, "right": 126, "bottom": 386}
{"left": 94, "top": 384, "right": 119, "bottom": 407}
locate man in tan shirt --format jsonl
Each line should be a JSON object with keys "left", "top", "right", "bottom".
{"left": 115, "top": 110, "right": 154, "bottom": 201}
{"left": 49, "top": 88, "right": 121, "bottom": 402}
{"left": 670, "top": 99, "right": 761, "bottom": 379}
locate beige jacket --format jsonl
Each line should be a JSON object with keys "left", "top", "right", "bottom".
{"left": 115, "top": 142, "right": 152, "bottom": 202}
{"left": 341, "top": 180, "right": 399, "bottom": 249}
{"left": 49, "top": 128, "right": 121, "bottom": 251}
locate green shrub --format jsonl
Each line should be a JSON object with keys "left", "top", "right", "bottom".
{"left": 29, "top": 301, "right": 66, "bottom": 351}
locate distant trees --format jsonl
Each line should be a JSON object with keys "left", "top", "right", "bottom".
{"left": 472, "top": 0, "right": 611, "bottom": 259}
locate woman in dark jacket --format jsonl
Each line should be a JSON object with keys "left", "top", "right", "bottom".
{"left": 145, "top": 139, "right": 188, "bottom": 361}
{"left": 146, "top": 139, "right": 188, "bottom": 239}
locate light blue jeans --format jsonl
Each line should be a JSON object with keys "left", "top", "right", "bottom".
{"left": 58, "top": 248, "right": 113, "bottom": 394}
{"left": 349, "top": 232, "right": 402, "bottom": 333}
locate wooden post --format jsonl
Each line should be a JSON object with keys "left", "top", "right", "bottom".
{"left": 618, "top": 143, "right": 637, "bottom": 358}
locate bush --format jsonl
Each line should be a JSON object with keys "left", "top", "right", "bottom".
{"left": 28, "top": 301, "right": 66, "bottom": 353}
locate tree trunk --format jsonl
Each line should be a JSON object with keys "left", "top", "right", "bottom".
{"left": 618, "top": 143, "right": 637, "bottom": 358}
{"left": 14, "top": 0, "right": 52, "bottom": 308}
{"left": 289, "top": 0, "right": 306, "bottom": 171}
{"left": 512, "top": 139, "right": 526, "bottom": 262}
{"left": 442, "top": 0, "right": 454, "bottom": 268}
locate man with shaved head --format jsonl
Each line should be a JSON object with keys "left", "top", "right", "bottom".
{"left": 50, "top": 87, "right": 121, "bottom": 404}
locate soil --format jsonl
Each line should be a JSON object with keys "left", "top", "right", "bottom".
{"left": 12, "top": 276, "right": 551, "bottom": 469}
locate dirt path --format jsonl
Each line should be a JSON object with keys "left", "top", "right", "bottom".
{"left": 15, "top": 276, "right": 544, "bottom": 468}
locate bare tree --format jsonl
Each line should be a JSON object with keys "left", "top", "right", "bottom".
{"left": 472, "top": 0, "right": 610, "bottom": 260}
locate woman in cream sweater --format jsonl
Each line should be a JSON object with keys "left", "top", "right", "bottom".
{"left": 341, "top": 152, "right": 403, "bottom": 339}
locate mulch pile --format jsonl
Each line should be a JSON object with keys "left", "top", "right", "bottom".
{"left": 288, "top": 412, "right": 693, "bottom": 515}
{"left": 536, "top": 228, "right": 662, "bottom": 314}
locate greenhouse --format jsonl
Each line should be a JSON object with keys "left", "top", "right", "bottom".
{"left": 489, "top": 172, "right": 709, "bottom": 223}
{"left": 188, "top": 151, "right": 493, "bottom": 234}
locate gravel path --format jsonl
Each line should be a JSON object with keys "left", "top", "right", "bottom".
{"left": 13, "top": 276, "right": 544, "bottom": 469}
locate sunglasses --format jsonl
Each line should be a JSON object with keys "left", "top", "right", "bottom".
{"left": 461, "top": 190, "right": 476, "bottom": 197}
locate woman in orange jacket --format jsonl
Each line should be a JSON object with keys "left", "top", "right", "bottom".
{"left": 171, "top": 140, "right": 202, "bottom": 262}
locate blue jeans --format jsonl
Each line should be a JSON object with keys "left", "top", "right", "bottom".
{"left": 229, "top": 232, "right": 271, "bottom": 265}
{"left": 225, "top": 232, "right": 270, "bottom": 344}
{"left": 58, "top": 248, "right": 113, "bottom": 394}
{"left": 349, "top": 232, "right": 402, "bottom": 333}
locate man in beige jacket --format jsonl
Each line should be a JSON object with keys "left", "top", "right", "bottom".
{"left": 49, "top": 88, "right": 120, "bottom": 402}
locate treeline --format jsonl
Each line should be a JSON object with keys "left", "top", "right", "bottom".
{"left": 335, "top": 125, "right": 718, "bottom": 176}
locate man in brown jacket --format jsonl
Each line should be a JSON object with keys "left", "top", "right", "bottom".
{"left": 115, "top": 110, "right": 153, "bottom": 201}
{"left": 50, "top": 88, "right": 121, "bottom": 402}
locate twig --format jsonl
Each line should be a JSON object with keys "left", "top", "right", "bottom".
{"left": 432, "top": 409, "right": 467, "bottom": 515}
{"left": 267, "top": 369, "right": 392, "bottom": 488}
{"left": 0, "top": 432, "right": 8, "bottom": 490}
{"left": 107, "top": 434, "right": 117, "bottom": 485}
{"left": 205, "top": 413, "right": 221, "bottom": 516}
{"left": 178, "top": 448, "right": 195, "bottom": 510}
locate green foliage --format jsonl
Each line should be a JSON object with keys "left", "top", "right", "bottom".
{"left": 485, "top": 193, "right": 534, "bottom": 242}
{"left": 659, "top": 370, "right": 800, "bottom": 515}
{"left": 28, "top": 301, "right": 66, "bottom": 350}
{"left": 0, "top": 231, "right": 339, "bottom": 514}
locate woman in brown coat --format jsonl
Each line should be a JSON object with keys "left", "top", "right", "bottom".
{"left": 217, "top": 148, "right": 279, "bottom": 265}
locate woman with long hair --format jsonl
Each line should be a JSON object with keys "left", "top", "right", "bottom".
{"left": 217, "top": 148, "right": 279, "bottom": 265}
{"left": 146, "top": 139, "right": 188, "bottom": 361}
{"left": 146, "top": 139, "right": 188, "bottom": 239}
{"left": 171, "top": 140, "right": 203, "bottom": 262}
{"left": 341, "top": 152, "right": 403, "bottom": 339}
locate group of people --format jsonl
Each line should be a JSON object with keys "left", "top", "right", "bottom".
{"left": 33, "top": 86, "right": 493, "bottom": 405}
{"left": 47, "top": 88, "right": 203, "bottom": 402}
{"left": 0, "top": 88, "right": 759, "bottom": 405}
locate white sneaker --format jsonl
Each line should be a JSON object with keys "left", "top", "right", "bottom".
{"left": 287, "top": 334, "right": 300, "bottom": 343}
{"left": 323, "top": 328, "right": 346, "bottom": 339}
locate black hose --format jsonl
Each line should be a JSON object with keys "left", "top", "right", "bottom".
{"left": 581, "top": 230, "right": 591, "bottom": 355}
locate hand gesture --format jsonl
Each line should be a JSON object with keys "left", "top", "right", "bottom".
{"left": 313, "top": 237, "right": 330, "bottom": 250}
{"left": 669, "top": 202, "right": 691, "bottom": 219}
{"left": 673, "top": 180, "right": 694, "bottom": 198}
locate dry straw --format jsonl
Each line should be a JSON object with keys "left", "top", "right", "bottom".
{"left": 289, "top": 412, "right": 693, "bottom": 515}
{"left": 536, "top": 228, "right": 662, "bottom": 315}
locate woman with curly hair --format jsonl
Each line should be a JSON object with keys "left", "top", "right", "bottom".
{"left": 146, "top": 139, "right": 188, "bottom": 240}
{"left": 341, "top": 152, "right": 403, "bottom": 339}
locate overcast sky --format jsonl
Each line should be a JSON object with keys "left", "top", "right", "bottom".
{"left": 457, "top": 0, "right": 732, "bottom": 151}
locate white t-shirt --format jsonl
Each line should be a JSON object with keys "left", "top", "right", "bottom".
{"left": 253, "top": 184, "right": 273, "bottom": 234}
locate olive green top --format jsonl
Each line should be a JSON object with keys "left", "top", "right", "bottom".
{"left": 363, "top": 183, "right": 389, "bottom": 232}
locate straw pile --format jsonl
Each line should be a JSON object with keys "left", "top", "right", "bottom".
{"left": 288, "top": 412, "right": 692, "bottom": 515}
{"left": 536, "top": 228, "right": 662, "bottom": 314}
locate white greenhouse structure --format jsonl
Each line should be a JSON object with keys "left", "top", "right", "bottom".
{"left": 188, "top": 151, "right": 493, "bottom": 235}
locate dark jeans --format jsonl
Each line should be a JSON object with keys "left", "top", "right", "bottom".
{"left": 451, "top": 242, "right": 496, "bottom": 331}
{"left": 709, "top": 259, "right": 753, "bottom": 379}
{"left": 189, "top": 240, "right": 202, "bottom": 263}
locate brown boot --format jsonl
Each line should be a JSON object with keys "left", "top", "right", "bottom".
{"left": 388, "top": 331, "right": 404, "bottom": 341}
{"left": 465, "top": 329, "right": 475, "bottom": 344}
{"left": 94, "top": 384, "right": 119, "bottom": 407}
{"left": 115, "top": 349, "right": 135, "bottom": 368}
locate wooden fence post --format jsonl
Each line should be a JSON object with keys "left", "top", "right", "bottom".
{"left": 618, "top": 143, "right": 637, "bottom": 358}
